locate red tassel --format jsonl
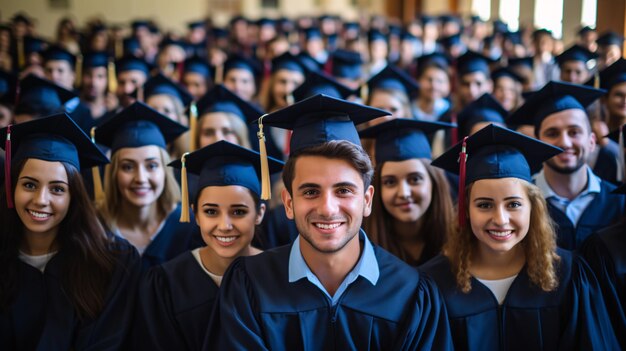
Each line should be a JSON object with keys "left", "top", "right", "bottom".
{"left": 284, "top": 130, "right": 292, "bottom": 156}
{"left": 5, "top": 124, "right": 13, "bottom": 209}
{"left": 324, "top": 57, "right": 333, "bottom": 75}
{"left": 457, "top": 136, "right": 468, "bottom": 228}
{"left": 263, "top": 60, "right": 271, "bottom": 81}
{"left": 176, "top": 60, "right": 184, "bottom": 82}
{"left": 451, "top": 113, "right": 458, "bottom": 145}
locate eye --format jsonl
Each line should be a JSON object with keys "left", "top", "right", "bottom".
{"left": 302, "top": 189, "right": 319, "bottom": 197}
{"left": 475, "top": 201, "right": 492, "bottom": 209}
{"left": 336, "top": 187, "right": 355, "bottom": 196}
{"left": 203, "top": 208, "right": 218, "bottom": 216}
{"left": 147, "top": 161, "right": 160, "bottom": 170}
{"left": 120, "top": 163, "right": 134, "bottom": 172}
{"left": 51, "top": 185, "right": 67, "bottom": 194}
{"left": 407, "top": 174, "right": 424, "bottom": 185}
{"left": 232, "top": 208, "right": 248, "bottom": 216}
{"left": 381, "top": 177, "right": 397, "bottom": 187}
{"left": 508, "top": 201, "right": 523, "bottom": 209}
{"left": 21, "top": 181, "right": 36, "bottom": 190}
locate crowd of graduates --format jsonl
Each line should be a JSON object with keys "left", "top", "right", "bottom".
{"left": 0, "top": 9, "right": 626, "bottom": 350}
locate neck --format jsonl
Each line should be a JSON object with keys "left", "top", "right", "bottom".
{"left": 472, "top": 243, "right": 525, "bottom": 279}
{"left": 393, "top": 218, "right": 424, "bottom": 242}
{"left": 417, "top": 97, "right": 435, "bottom": 114}
{"left": 117, "top": 201, "right": 163, "bottom": 232}
{"left": 300, "top": 233, "right": 362, "bottom": 296}
{"left": 21, "top": 230, "right": 58, "bottom": 256}
{"left": 543, "top": 165, "right": 589, "bottom": 200}
{"left": 200, "top": 245, "right": 260, "bottom": 276}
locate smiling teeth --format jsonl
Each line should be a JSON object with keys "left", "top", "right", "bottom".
{"left": 315, "top": 223, "right": 341, "bottom": 230}
{"left": 28, "top": 210, "right": 50, "bottom": 218}
{"left": 488, "top": 230, "right": 512, "bottom": 237}
{"left": 215, "top": 236, "right": 236, "bottom": 243}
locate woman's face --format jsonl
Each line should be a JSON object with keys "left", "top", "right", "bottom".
{"left": 380, "top": 159, "right": 433, "bottom": 223}
{"left": 198, "top": 113, "right": 240, "bottom": 148}
{"left": 493, "top": 76, "right": 519, "bottom": 111}
{"left": 147, "top": 94, "right": 182, "bottom": 124}
{"left": 115, "top": 145, "right": 166, "bottom": 208}
{"left": 271, "top": 69, "right": 305, "bottom": 108}
{"left": 182, "top": 72, "right": 208, "bottom": 100}
{"left": 606, "top": 82, "right": 626, "bottom": 120}
{"left": 224, "top": 69, "right": 256, "bottom": 101}
{"left": 469, "top": 177, "right": 530, "bottom": 255}
{"left": 195, "top": 185, "right": 265, "bottom": 259}
{"left": 367, "top": 90, "right": 406, "bottom": 126}
{"left": 419, "top": 67, "right": 450, "bottom": 101}
{"left": 14, "top": 159, "right": 70, "bottom": 239}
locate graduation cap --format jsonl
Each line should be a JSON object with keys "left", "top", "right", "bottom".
{"left": 23, "top": 36, "right": 48, "bottom": 55}
{"left": 578, "top": 26, "right": 595, "bottom": 36}
{"left": 131, "top": 20, "right": 150, "bottom": 31}
{"left": 491, "top": 67, "right": 524, "bottom": 84}
{"left": 303, "top": 27, "right": 322, "bottom": 41}
{"left": 94, "top": 101, "right": 187, "bottom": 154}
{"left": 366, "top": 65, "right": 419, "bottom": 97}
{"left": 187, "top": 20, "right": 206, "bottom": 30}
{"left": 143, "top": 73, "right": 193, "bottom": 107}
{"left": 296, "top": 52, "right": 323, "bottom": 72}
{"left": 508, "top": 56, "right": 534, "bottom": 69}
{"left": 596, "top": 31, "right": 625, "bottom": 47}
{"left": 196, "top": 84, "right": 263, "bottom": 122}
{"left": 457, "top": 93, "right": 508, "bottom": 138}
{"left": 504, "top": 31, "right": 523, "bottom": 45}
{"left": 183, "top": 56, "right": 212, "bottom": 79}
{"left": 15, "top": 74, "right": 76, "bottom": 117}
{"left": 256, "top": 18, "right": 276, "bottom": 27}
{"left": 532, "top": 28, "right": 553, "bottom": 40}
{"left": 368, "top": 29, "right": 388, "bottom": 43}
{"left": 492, "top": 20, "right": 509, "bottom": 34}
{"left": 211, "top": 27, "right": 229, "bottom": 39}
{"left": 159, "top": 37, "right": 188, "bottom": 51}
{"left": 82, "top": 51, "right": 110, "bottom": 69}
{"left": 417, "top": 53, "right": 451, "bottom": 71}
{"left": 586, "top": 58, "right": 626, "bottom": 91}
{"left": 1, "top": 113, "right": 109, "bottom": 207}
{"left": 507, "top": 81, "right": 605, "bottom": 130}
{"left": 359, "top": 119, "right": 455, "bottom": 162}
{"left": 343, "top": 21, "right": 360, "bottom": 31}
{"left": 400, "top": 30, "right": 418, "bottom": 42}
{"left": 115, "top": 55, "right": 150, "bottom": 75}
{"left": 11, "top": 13, "right": 32, "bottom": 25}
{"left": 255, "top": 94, "right": 390, "bottom": 199}
{"left": 431, "top": 124, "right": 562, "bottom": 226}
{"left": 169, "top": 140, "right": 284, "bottom": 221}
{"left": 555, "top": 45, "right": 598, "bottom": 66}
{"left": 421, "top": 15, "right": 438, "bottom": 25}
{"left": 439, "top": 14, "right": 462, "bottom": 26}
{"left": 271, "top": 52, "right": 306, "bottom": 75}
{"left": 293, "top": 70, "right": 354, "bottom": 101}
{"left": 438, "top": 33, "right": 463, "bottom": 49}
{"left": 42, "top": 45, "right": 76, "bottom": 67}
{"left": 331, "top": 49, "right": 363, "bottom": 80}
{"left": 123, "top": 37, "right": 141, "bottom": 56}
{"left": 0, "top": 70, "right": 18, "bottom": 106}
{"left": 388, "top": 24, "right": 403, "bottom": 38}
{"left": 223, "top": 54, "right": 262, "bottom": 76}
{"left": 456, "top": 50, "right": 497, "bottom": 76}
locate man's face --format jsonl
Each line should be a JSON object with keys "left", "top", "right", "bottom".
{"left": 458, "top": 71, "right": 492, "bottom": 106}
{"left": 116, "top": 70, "right": 147, "bottom": 107}
{"left": 44, "top": 60, "right": 75, "bottom": 90}
{"left": 282, "top": 156, "right": 373, "bottom": 255}
{"left": 81, "top": 66, "right": 107, "bottom": 100}
{"left": 539, "top": 109, "right": 596, "bottom": 174}
{"left": 559, "top": 60, "right": 589, "bottom": 85}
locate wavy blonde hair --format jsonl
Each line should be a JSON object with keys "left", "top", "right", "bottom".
{"left": 444, "top": 180, "right": 560, "bottom": 293}
{"left": 98, "top": 147, "right": 180, "bottom": 231}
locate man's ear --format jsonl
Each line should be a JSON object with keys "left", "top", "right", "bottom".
{"left": 281, "top": 187, "right": 294, "bottom": 220}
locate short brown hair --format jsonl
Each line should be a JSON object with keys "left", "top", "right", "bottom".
{"left": 282, "top": 140, "right": 373, "bottom": 195}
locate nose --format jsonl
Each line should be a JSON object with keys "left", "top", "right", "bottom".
{"left": 556, "top": 131, "right": 573, "bottom": 148}
{"left": 397, "top": 180, "right": 411, "bottom": 199}
{"left": 33, "top": 188, "right": 50, "bottom": 206}
{"left": 134, "top": 165, "right": 148, "bottom": 183}
{"left": 492, "top": 205, "right": 509, "bottom": 226}
{"left": 317, "top": 192, "right": 339, "bottom": 218}
{"left": 219, "top": 214, "right": 233, "bottom": 231}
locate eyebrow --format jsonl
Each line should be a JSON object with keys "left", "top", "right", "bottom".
{"left": 19, "top": 176, "right": 68, "bottom": 185}
{"left": 297, "top": 181, "right": 359, "bottom": 191}
{"left": 202, "top": 203, "right": 250, "bottom": 208}
{"left": 473, "top": 196, "right": 524, "bottom": 202}
{"left": 120, "top": 157, "right": 159, "bottom": 162}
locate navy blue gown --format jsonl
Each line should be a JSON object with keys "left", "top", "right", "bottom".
{"left": 580, "top": 222, "right": 626, "bottom": 349}
{"left": 131, "top": 251, "right": 219, "bottom": 350}
{"left": 0, "top": 237, "right": 141, "bottom": 350}
{"left": 205, "top": 240, "right": 453, "bottom": 350}
{"left": 419, "top": 249, "right": 620, "bottom": 350}
{"left": 548, "top": 180, "right": 626, "bottom": 250}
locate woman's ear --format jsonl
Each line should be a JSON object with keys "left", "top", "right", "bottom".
{"left": 255, "top": 203, "right": 267, "bottom": 225}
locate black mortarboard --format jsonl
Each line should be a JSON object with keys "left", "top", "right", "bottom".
{"left": 388, "top": 24, "right": 402, "bottom": 38}
{"left": 143, "top": 73, "right": 193, "bottom": 107}
{"left": 421, "top": 15, "right": 438, "bottom": 25}
{"left": 457, "top": 93, "right": 508, "bottom": 137}
{"left": 343, "top": 21, "right": 360, "bottom": 31}
{"left": 368, "top": 29, "right": 388, "bottom": 43}
{"left": 183, "top": 56, "right": 212, "bottom": 79}
{"left": 94, "top": 101, "right": 187, "bottom": 154}
{"left": 366, "top": 65, "right": 419, "bottom": 96}
{"left": 532, "top": 28, "right": 553, "bottom": 40}
{"left": 359, "top": 119, "right": 454, "bottom": 162}
{"left": 224, "top": 54, "right": 261, "bottom": 76}
{"left": 82, "top": 51, "right": 110, "bottom": 69}
{"left": 491, "top": 67, "right": 524, "bottom": 84}
{"left": 23, "top": 36, "right": 48, "bottom": 55}
{"left": 293, "top": 70, "right": 354, "bottom": 101}
{"left": 596, "top": 31, "right": 625, "bottom": 47}
{"left": 439, "top": 14, "right": 462, "bottom": 26}
{"left": 131, "top": 20, "right": 150, "bottom": 31}
{"left": 42, "top": 45, "right": 76, "bottom": 66}
{"left": 196, "top": 84, "right": 263, "bottom": 123}
{"left": 438, "top": 33, "right": 463, "bottom": 48}
{"left": 159, "top": 38, "right": 188, "bottom": 51}
{"left": 508, "top": 56, "right": 534, "bottom": 69}
{"left": 555, "top": 45, "right": 597, "bottom": 66}
{"left": 0, "top": 70, "right": 17, "bottom": 106}
{"left": 589, "top": 58, "right": 626, "bottom": 91}
{"left": 211, "top": 27, "right": 229, "bottom": 39}
{"left": 115, "top": 55, "right": 150, "bottom": 75}
{"left": 257, "top": 94, "right": 389, "bottom": 153}
{"left": 256, "top": 18, "right": 276, "bottom": 27}
{"left": 15, "top": 74, "right": 76, "bottom": 116}
{"left": 271, "top": 52, "right": 306, "bottom": 74}
{"left": 296, "top": 52, "right": 323, "bottom": 72}
{"left": 304, "top": 27, "right": 322, "bottom": 41}
{"left": 578, "top": 26, "right": 595, "bottom": 36}
{"left": 400, "top": 30, "right": 418, "bottom": 42}
{"left": 471, "top": 15, "right": 485, "bottom": 24}
{"left": 169, "top": 140, "right": 283, "bottom": 197}
{"left": 493, "top": 20, "right": 508, "bottom": 34}
{"left": 11, "top": 13, "right": 32, "bottom": 25}
{"left": 123, "top": 37, "right": 141, "bottom": 55}
{"left": 187, "top": 20, "right": 206, "bottom": 30}
{"left": 417, "top": 53, "right": 451, "bottom": 71}
{"left": 504, "top": 30, "right": 523, "bottom": 45}
{"left": 331, "top": 49, "right": 363, "bottom": 80}
{"left": 507, "top": 81, "right": 605, "bottom": 129}
{"left": 457, "top": 50, "right": 496, "bottom": 76}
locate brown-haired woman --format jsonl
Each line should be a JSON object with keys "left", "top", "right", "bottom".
{"left": 420, "top": 124, "right": 619, "bottom": 350}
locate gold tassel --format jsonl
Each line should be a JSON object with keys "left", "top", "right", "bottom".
{"left": 90, "top": 127, "right": 105, "bottom": 204}
{"left": 108, "top": 59, "right": 117, "bottom": 95}
{"left": 257, "top": 114, "right": 271, "bottom": 200}
{"left": 137, "top": 85, "right": 144, "bottom": 102}
{"left": 189, "top": 102, "right": 198, "bottom": 151}
{"left": 360, "top": 84, "right": 369, "bottom": 102}
{"left": 17, "top": 37, "right": 25, "bottom": 69}
{"left": 179, "top": 152, "right": 190, "bottom": 222}
{"left": 114, "top": 37, "right": 123, "bottom": 59}
{"left": 594, "top": 71, "right": 600, "bottom": 89}
{"left": 75, "top": 54, "right": 83, "bottom": 89}
{"left": 215, "top": 63, "right": 223, "bottom": 84}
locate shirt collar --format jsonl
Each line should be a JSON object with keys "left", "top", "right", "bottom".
{"left": 534, "top": 167, "right": 602, "bottom": 200}
{"left": 288, "top": 230, "right": 379, "bottom": 286}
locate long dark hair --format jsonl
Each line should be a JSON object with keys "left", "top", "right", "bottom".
{"left": 364, "top": 158, "right": 455, "bottom": 265}
{"left": 0, "top": 159, "right": 115, "bottom": 320}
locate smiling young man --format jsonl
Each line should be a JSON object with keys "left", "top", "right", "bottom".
{"left": 508, "top": 81, "right": 626, "bottom": 250}
{"left": 206, "top": 94, "right": 453, "bottom": 350}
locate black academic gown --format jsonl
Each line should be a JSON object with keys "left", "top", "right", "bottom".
{"left": 260, "top": 205, "right": 298, "bottom": 249}
{"left": 592, "top": 141, "right": 621, "bottom": 185}
{"left": 580, "top": 222, "right": 626, "bottom": 349}
{"left": 0, "top": 237, "right": 141, "bottom": 350}
{"left": 548, "top": 180, "right": 626, "bottom": 250}
{"left": 205, "top": 237, "right": 453, "bottom": 350}
{"left": 131, "top": 251, "right": 219, "bottom": 350}
{"left": 419, "top": 250, "right": 620, "bottom": 351}
{"left": 139, "top": 203, "right": 203, "bottom": 272}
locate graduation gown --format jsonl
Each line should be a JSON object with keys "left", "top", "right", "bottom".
{"left": 548, "top": 180, "right": 626, "bottom": 250}
{"left": 419, "top": 250, "right": 620, "bottom": 351}
{"left": 206, "top": 241, "right": 453, "bottom": 350}
{"left": 131, "top": 251, "right": 219, "bottom": 350}
{"left": 0, "top": 237, "right": 141, "bottom": 350}
{"left": 260, "top": 205, "right": 298, "bottom": 249}
{"left": 592, "top": 142, "right": 621, "bottom": 185}
{"left": 580, "top": 222, "right": 626, "bottom": 349}
{"left": 140, "top": 203, "right": 203, "bottom": 271}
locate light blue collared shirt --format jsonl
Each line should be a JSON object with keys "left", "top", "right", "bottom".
{"left": 534, "top": 167, "right": 601, "bottom": 226}
{"left": 288, "top": 232, "right": 380, "bottom": 306}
